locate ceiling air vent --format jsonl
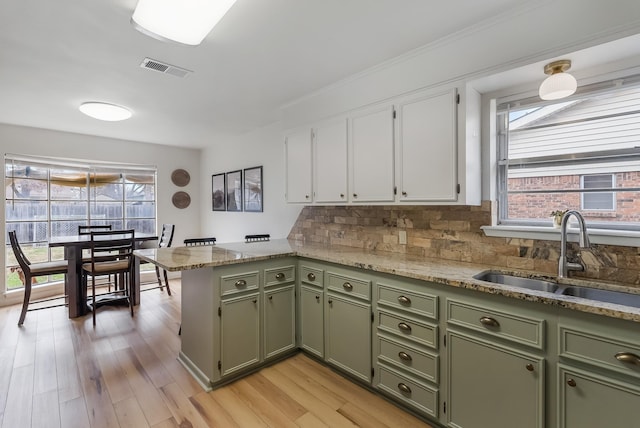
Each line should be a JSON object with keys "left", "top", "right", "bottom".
{"left": 140, "top": 58, "right": 192, "bottom": 78}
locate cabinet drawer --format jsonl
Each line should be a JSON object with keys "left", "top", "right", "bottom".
{"left": 378, "top": 335, "right": 438, "bottom": 384}
{"left": 378, "top": 311, "right": 438, "bottom": 349}
{"left": 220, "top": 271, "right": 259, "bottom": 297}
{"left": 377, "top": 283, "right": 437, "bottom": 320}
{"left": 264, "top": 265, "right": 296, "bottom": 287}
{"left": 327, "top": 271, "right": 371, "bottom": 300}
{"left": 300, "top": 265, "right": 324, "bottom": 286}
{"left": 447, "top": 299, "right": 545, "bottom": 350}
{"left": 559, "top": 325, "right": 640, "bottom": 378}
{"left": 377, "top": 363, "right": 438, "bottom": 418}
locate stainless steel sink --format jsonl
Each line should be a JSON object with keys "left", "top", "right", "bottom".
{"left": 560, "top": 286, "right": 640, "bottom": 309}
{"left": 473, "top": 271, "right": 559, "bottom": 293}
{"left": 474, "top": 270, "right": 640, "bottom": 309}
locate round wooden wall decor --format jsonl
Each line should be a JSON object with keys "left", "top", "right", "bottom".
{"left": 172, "top": 191, "right": 191, "bottom": 209}
{"left": 171, "top": 169, "right": 190, "bottom": 187}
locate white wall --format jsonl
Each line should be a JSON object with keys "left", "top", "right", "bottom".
{"left": 200, "top": 122, "right": 302, "bottom": 243}
{"left": 1, "top": 123, "right": 201, "bottom": 304}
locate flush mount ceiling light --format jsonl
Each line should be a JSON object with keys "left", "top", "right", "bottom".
{"left": 538, "top": 59, "right": 578, "bottom": 100}
{"left": 79, "top": 102, "right": 132, "bottom": 121}
{"left": 131, "top": 0, "right": 237, "bottom": 46}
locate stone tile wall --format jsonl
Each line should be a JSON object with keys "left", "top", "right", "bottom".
{"left": 287, "top": 201, "right": 640, "bottom": 287}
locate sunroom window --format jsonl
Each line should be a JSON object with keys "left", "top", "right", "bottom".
{"left": 496, "top": 76, "right": 640, "bottom": 230}
{"left": 4, "top": 155, "right": 156, "bottom": 292}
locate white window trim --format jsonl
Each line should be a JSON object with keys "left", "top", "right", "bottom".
{"left": 580, "top": 173, "right": 615, "bottom": 211}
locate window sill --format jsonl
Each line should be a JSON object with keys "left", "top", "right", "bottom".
{"left": 481, "top": 225, "right": 640, "bottom": 247}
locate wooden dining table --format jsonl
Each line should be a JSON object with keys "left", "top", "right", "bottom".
{"left": 49, "top": 232, "right": 157, "bottom": 318}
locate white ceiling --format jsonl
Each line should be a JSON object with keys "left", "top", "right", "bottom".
{"left": 0, "top": 0, "right": 538, "bottom": 149}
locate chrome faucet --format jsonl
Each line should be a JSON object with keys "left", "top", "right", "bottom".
{"left": 558, "top": 210, "right": 591, "bottom": 278}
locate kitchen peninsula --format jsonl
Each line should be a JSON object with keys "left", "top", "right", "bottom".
{"left": 135, "top": 239, "right": 640, "bottom": 427}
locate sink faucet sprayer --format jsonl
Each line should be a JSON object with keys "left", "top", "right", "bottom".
{"left": 558, "top": 210, "right": 591, "bottom": 279}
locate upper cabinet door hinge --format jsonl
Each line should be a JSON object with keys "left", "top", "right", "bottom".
{"left": 456, "top": 184, "right": 461, "bottom": 194}
{"left": 456, "top": 93, "right": 460, "bottom": 104}
{"left": 393, "top": 186, "right": 397, "bottom": 195}
{"left": 218, "top": 307, "right": 221, "bottom": 317}
{"left": 393, "top": 109, "right": 396, "bottom": 119}
{"left": 444, "top": 334, "right": 447, "bottom": 347}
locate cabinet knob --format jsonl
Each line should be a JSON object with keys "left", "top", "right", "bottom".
{"left": 402, "top": 191, "right": 407, "bottom": 196}
{"left": 397, "top": 383, "right": 412, "bottom": 394}
{"left": 615, "top": 352, "right": 640, "bottom": 366}
{"left": 398, "top": 322, "right": 412, "bottom": 333}
{"left": 567, "top": 378, "right": 577, "bottom": 388}
{"left": 315, "top": 295, "right": 320, "bottom": 301}
{"left": 269, "top": 295, "right": 273, "bottom": 300}
{"left": 353, "top": 193, "right": 358, "bottom": 198}
{"left": 340, "top": 193, "right": 345, "bottom": 198}
{"left": 235, "top": 279, "right": 247, "bottom": 287}
{"left": 398, "top": 351, "right": 413, "bottom": 362}
{"left": 252, "top": 299, "right": 257, "bottom": 304}
{"left": 328, "top": 299, "right": 333, "bottom": 305}
{"left": 307, "top": 272, "right": 316, "bottom": 281}
{"left": 343, "top": 282, "right": 353, "bottom": 291}
{"left": 526, "top": 364, "right": 534, "bottom": 372}
{"left": 479, "top": 316, "right": 500, "bottom": 328}
{"left": 305, "top": 194, "right": 310, "bottom": 199}
{"left": 397, "top": 295, "right": 411, "bottom": 305}
{"left": 275, "top": 272, "right": 285, "bottom": 280}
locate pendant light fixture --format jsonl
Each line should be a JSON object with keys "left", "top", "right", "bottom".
{"left": 131, "top": 0, "right": 237, "bottom": 46}
{"left": 539, "top": 59, "right": 577, "bottom": 100}
{"left": 79, "top": 102, "right": 132, "bottom": 121}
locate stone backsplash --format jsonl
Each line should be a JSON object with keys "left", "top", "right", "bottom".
{"left": 287, "top": 202, "right": 640, "bottom": 287}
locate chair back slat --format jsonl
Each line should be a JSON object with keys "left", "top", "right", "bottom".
{"left": 88, "top": 230, "right": 135, "bottom": 271}
{"left": 159, "top": 224, "right": 175, "bottom": 248}
{"left": 8, "top": 231, "right": 32, "bottom": 269}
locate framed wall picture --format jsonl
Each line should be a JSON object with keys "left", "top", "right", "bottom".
{"left": 212, "top": 173, "right": 226, "bottom": 211}
{"left": 243, "top": 166, "right": 263, "bottom": 212}
{"left": 225, "top": 170, "right": 243, "bottom": 212}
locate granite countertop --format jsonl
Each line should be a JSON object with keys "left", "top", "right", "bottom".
{"left": 134, "top": 239, "right": 640, "bottom": 323}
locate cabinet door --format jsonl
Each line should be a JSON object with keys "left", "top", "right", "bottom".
{"left": 264, "top": 285, "right": 296, "bottom": 359}
{"left": 314, "top": 119, "right": 348, "bottom": 203}
{"left": 558, "top": 364, "right": 640, "bottom": 428}
{"left": 349, "top": 105, "right": 395, "bottom": 202}
{"left": 447, "top": 331, "right": 544, "bottom": 428}
{"left": 300, "top": 285, "right": 324, "bottom": 358}
{"left": 398, "top": 89, "right": 457, "bottom": 202}
{"left": 285, "top": 129, "right": 313, "bottom": 203}
{"left": 220, "top": 293, "right": 260, "bottom": 377}
{"left": 326, "top": 292, "right": 372, "bottom": 382}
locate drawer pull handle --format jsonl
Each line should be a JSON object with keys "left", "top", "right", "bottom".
{"left": 567, "top": 378, "right": 577, "bottom": 388}
{"left": 526, "top": 364, "right": 534, "bottom": 372}
{"left": 479, "top": 316, "right": 500, "bottom": 328}
{"left": 275, "top": 272, "right": 285, "bottom": 280}
{"left": 397, "top": 383, "right": 412, "bottom": 394}
{"left": 615, "top": 352, "right": 640, "bottom": 366}
{"left": 398, "top": 322, "right": 412, "bottom": 333}
{"left": 398, "top": 351, "right": 412, "bottom": 362}
{"left": 307, "top": 272, "right": 316, "bottom": 281}
{"left": 343, "top": 282, "right": 353, "bottom": 291}
{"left": 235, "top": 279, "right": 247, "bottom": 287}
{"left": 397, "top": 295, "right": 411, "bottom": 305}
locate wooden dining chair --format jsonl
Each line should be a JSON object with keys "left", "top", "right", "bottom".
{"left": 140, "top": 223, "right": 175, "bottom": 295}
{"left": 82, "top": 229, "right": 135, "bottom": 326}
{"left": 79, "top": 224, "right": 116, "bottom": 290}
{"left": 8, "top": 231, "right": 69, "bottom": 326}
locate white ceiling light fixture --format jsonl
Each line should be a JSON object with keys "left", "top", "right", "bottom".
{"left": 131, "top": 0, "right": 237, "bottom": 46}
{"left": 539, "top": 59, "right": 577, "bottom": 100}
{"left": 79, "top": 102, "right": 132, "bottom": 121}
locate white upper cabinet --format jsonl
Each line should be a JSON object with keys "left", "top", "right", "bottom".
{"left": 349, "top": 104, "right": 395, "bottom": 203}
{"left": 285, "top": 129, "right": 313, "bottom": 203}
{"left": 314, "top": 118, "right": 348, "bottom": 203}
{"left": 397, "top": 88, "right": 458, "bottom": 202}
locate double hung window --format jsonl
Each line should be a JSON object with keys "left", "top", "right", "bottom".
{"left": 496, "top": 76, "right": 640, "bottom": 230}
{"left": 5, "top": 155, "right": 156, "bottom": 291}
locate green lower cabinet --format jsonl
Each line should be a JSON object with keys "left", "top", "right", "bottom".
{"left": 300, "top": 285, "right": 324, "bottom": 358}
{"left": 325, "top": 291, "right": 372, "bottom": 382}
{"left": 264, "top": 284, "right": 296, "bottom": 359}
{"left": 558, "top": 364, "right": 640, "bottom": 427}
{"left": 220, "top": 292, "right": 261, "bottom": 377}
{"left": 447, "top": 330, "right": 545, "bottom": 428}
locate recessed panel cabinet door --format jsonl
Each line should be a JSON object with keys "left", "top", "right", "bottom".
{"left": 398, "top": 89, "right": 457, "bottom": 202}
{"left": 300, "top": 285, "right": 324, "bottom": 358}
{"left": 285, "top": 129, "right": 313, "bottom": 203}
{"left": 220, "top": 293, "right": 260, "bottom": 377}
{"left": 349, "top": 105, "right": 395, "bottom": 202}
{"left": 264, "top": 285, "right": 296, "bottom": 359}
{"left": 447, "top": 331, "right": 544, "bottom": 428}
{"left": 314, "top": 119, "right": 348, "bottom": 203}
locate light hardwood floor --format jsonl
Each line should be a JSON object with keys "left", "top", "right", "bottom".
{"left": 0, "top": 280, "right": 434, "bottom": 428}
